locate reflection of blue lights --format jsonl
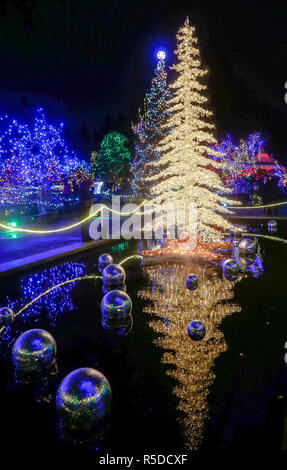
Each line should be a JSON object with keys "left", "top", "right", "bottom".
{"left": 31, "top": 338, "right": 43, "bottom": 350}
{"left": 79, "top": 380, "right": 96, "bottom": 398}
{"left": 6, "top": 261, "right": 86, "bottom": 324}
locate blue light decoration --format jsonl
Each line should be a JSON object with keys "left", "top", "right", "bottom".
{"left": 210, "top": 132, "right": 266, "bottom": 195}
{"left": 131, "top": 51, "right": 172, "bottom": 196}
{"left": 6, "top": 261, "right": 86, "bottom": 326}
{"left": 56, "top": 367, "right": 112, "bottom": 431}
{"left": 0, "top": 108, "right": 90, "bottom": 189}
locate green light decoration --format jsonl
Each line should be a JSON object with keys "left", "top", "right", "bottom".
{"left": 96, "top": 132, "right": 131, "bottom": 188}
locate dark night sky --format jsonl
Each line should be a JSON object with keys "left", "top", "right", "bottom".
{"left": 0, "top": 0, "right": 286, "bottom": 160}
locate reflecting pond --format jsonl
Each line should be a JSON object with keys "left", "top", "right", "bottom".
{"left": 0, "top": 230, "right": 287, "bottom": 453}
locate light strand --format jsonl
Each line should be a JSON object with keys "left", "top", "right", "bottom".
{"left": 15, "top": 275, "right": 100, "bottom": 317}
{"left": 0, "top": 200, "right": 147, "bottom": 234}
{"left": 230, "top": 200, "right": 287, "bottom": 209}
{"left": 242, "top": 232, "right": 287, "bottom": 245}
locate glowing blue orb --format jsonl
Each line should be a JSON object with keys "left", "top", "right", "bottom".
{"left": 56, "top": 367, "right": 112, "bottom": 431}
{"left": 98, "top": 253, "right": 113, "bottom": 273}
{"left": 187, "top": 321, "right": 206, "bottom": 341}
{"left": 0, "top": 307, "right": 14, "bottom": 327}
{"left": 157, "top": 50, "right": 166, "bottom": 60}
{"left": 186, "top": 274, "right": 198, "bottom": 290}
{"left": 238, "top": 239, "right": 257, "bottom": 255}
{"left": 12, "top": 329, "right": 57, "bottom": 373}
{"left": 102, "top": 264, "right": 126, "bottom": 287}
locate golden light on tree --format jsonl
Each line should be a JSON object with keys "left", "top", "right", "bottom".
{"left": 138, "top": 263, "right": 241, "bottom": 449}
{"left": 145, "top": 18, "right": 239, "bottom": 242}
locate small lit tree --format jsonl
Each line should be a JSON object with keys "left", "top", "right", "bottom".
{"left": 96, "top": 132, "right": 131, "bottom": 187}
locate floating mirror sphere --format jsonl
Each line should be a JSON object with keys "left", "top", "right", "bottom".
{"left": 222, "top": 258, "right": 239, "bottom": 273}
{"left": 56, "top": 367, "right": 112, "bottom": 431}
{"left": 187, "top": 321, "right": 206, "bottom": 341}
{"left": 98, "top": 253, "right": 113, "bottom": 273}
{"left": 268, "top": 220, "right": 277, "bottom": 233}
{"left": 238, "top": 239, "right": 257, "bottom": 255}
{"left": 12, "top": 329, "right": 57, "bottom": 373}
{"left": 101, "top": 290, "right": 132, "bottom": 321}
{"left": 186, "top": 274, "right": 198, "bottom": 290}
{"left": 0, "top": 307, "right": 14, "bottom": 327}
{"left": 102, "top": 264, "right": 126, "bottom": 286}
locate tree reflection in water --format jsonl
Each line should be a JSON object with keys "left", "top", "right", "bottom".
{"left": 138, "top": 262, "right": 242, "bottom": 450}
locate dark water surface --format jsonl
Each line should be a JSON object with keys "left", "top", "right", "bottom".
{"left": 0, "top": 230, "right": 287, "bottom": 455}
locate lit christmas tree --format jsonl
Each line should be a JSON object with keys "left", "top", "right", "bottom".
{"left": 131, "top": 53, "right": 172, "bottom": 196}
{"left": 146, "top": 18, "right": 238, "bottom": 243}
{"left": 0, "top": 108, "right": 89, "bottom": 186}
{"left": 96, "top": 132, "right": 131, "bottom": 188}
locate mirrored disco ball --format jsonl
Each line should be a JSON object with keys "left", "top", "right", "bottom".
{"left": 56, "top": 367, "right": 112, "bottom": 431}
{"left": 0, "top": 307, "right": 14, "bottom": 327}
{"left": 98, "top": 253, "right": 113, "bottom": 273}
{"left": 100, "top": 290, "right": 132, "bottom": 321}
{"left": 12, "top": 329, "right": 57, "bottom": 373}
{"left": 238, "top": 239, "right": 257, "bottom": 255}
{"left": 187, "top": 321, "right": 206, "bottom": 341}
{"left": 186, "top": 274, "right": 198, "bottom": 290}
{"left": 268, "top": 220, "right": 277, "bottom": 233}
{"left": 222, "top": 258, "right": 239, "bottom": 273}
{"left": 102, "top": 283, "right": 126, "bottom": 295}
{"left": 102, "top": 264, "right": 126, "bottom": 286}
